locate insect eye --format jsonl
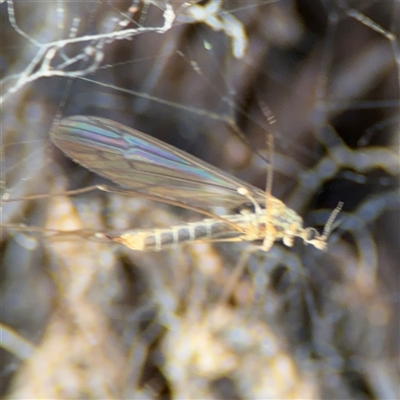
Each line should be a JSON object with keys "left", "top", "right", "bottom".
{"left": 304, "top": 227, "right": 319, "bottom": 242}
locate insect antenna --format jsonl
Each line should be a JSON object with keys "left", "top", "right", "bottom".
{"left": 303, "top": 202, "right": 344, "bottom": 250}
{"left": 322, "top": 201, "right": 344, "bottom": 240}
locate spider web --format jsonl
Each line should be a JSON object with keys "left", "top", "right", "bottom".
{"left": 1, "top": 0, "right": 399, "bottom": 398}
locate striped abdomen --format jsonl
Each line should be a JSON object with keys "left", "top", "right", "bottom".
{"left": 105, "top": 214, "right": 261, "bottom": 251}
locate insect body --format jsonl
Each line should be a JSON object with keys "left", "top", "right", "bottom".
{"left": 107, "top": 196, "right": 304, "bottom": 252}
{"left": 50, "top": 116, "right": 340, "bottom": 252}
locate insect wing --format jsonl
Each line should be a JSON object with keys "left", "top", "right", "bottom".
{"left": 50, "top": 116, "right": 265, "bottom": 212}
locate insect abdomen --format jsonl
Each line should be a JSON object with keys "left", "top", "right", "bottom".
{"left": 106, "top": 219, "right": 244, "bottom": 251}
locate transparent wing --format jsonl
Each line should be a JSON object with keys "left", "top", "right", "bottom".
{"left": 50, "top": 116, "right": 266, "bottom": 212}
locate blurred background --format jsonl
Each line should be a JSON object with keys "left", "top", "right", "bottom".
{"left": 1, "top": 0, "right": 399, "bottom": 398}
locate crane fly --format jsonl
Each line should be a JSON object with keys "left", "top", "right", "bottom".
{"left": 47, "top": 115, "right": 341, "bottom": 252}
